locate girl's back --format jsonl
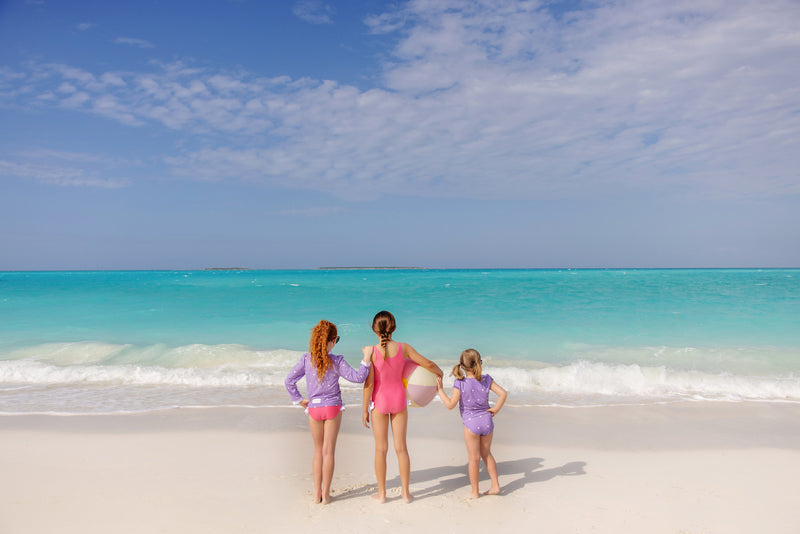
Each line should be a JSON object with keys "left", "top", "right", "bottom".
{"left": 372, "top": 341, "right": 407, "bottom": 414}
{"left": 454, "top": 374, "right": 493, "bottom": 418}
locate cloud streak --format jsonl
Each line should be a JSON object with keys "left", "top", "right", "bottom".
{"left": 293, "top": 1, "right": 336, "bottom": 25}
{"left": 114, "top": 37, "right": 155, "bottom": 48}
{"left": 0, "top": 150, "right": 131, "bottom": 188}
{"left": 2, "top": 0, "right": 799, "bottom": 200}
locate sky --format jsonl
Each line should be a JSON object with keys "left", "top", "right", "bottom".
{"left": 1, "top": 0, "right": 798, "bottom": 270}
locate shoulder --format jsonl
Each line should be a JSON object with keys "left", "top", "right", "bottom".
{"left": 482, "top": 374, "right": 493, "bottom": 385}
{"left": 453, "top": 378, "right": 464, "bottom": 389}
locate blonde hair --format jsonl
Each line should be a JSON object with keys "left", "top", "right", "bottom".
{"left": 309, "top": 320, "right": 338, "bottom": 382}
{"left": 452, "top": 348, "right": 482, "bottom": 381}
{"left": 371, "top": 310, "right": 396, "bottom": 360}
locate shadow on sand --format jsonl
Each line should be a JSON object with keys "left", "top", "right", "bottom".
{"left": 333, "top": 457, "right": 587, "bottom": 502}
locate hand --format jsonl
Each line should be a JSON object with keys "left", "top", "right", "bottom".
{"left": 300, "top": 399, "right": 309, "bottom": 409}
{"left": 362, "top": 410, "right": 370, "bottom": 429}
{"left": 362, "top": 346, "right": 373, "bottom": 363}
{"left": 487, "top": 406, "right": 499, "bottom": 417}
{"left": 436, "top": 376, "right": 444, "bottom": 390}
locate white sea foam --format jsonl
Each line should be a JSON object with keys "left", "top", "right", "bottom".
{"left": 480, "top": 361, "right": 800, "bottom": 403}
{"left": 2, "top": 342, "right": 800, "bottom": 413}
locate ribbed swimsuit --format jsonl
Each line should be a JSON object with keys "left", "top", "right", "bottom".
{"left": 371, "top": 342, "right": 408, "bottom": 415}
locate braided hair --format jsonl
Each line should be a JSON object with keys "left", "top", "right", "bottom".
{"left": 452, "top": 348, "right": 482, "bottom": 381}
{"left": 371, "top": 310, "right": 396, "bottom": 360}
{"left": 309, "top": 320, "right": 338, "bottom": 382}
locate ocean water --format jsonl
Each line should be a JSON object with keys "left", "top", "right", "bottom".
{"left": 1, "top": 269, "right": 799, "bottom": 414}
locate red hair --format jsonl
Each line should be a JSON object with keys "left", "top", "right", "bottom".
{"left": 309, "top": 320, "right": 338, "bottom": 382}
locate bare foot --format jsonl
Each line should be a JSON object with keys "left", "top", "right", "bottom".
{"left": 402, "top": 492, "right": 414, "bottom": 504}
{"left": 321, "top": 494, "right": 332, "bottom": 505}
{"left": 470, "top": 492, "right": 480, "bottom": 499}
{"left": 483, "top": 487, "right": 501, "bottom": 496}
{"left": 313, "top": 494, "right": 322, "bottom": 504}
{"left": 371, "top": 493, "right": 386, "bottom": 504}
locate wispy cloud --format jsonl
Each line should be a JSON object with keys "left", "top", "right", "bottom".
{"left": 76, "top": 22, "right": 94, "bottom": 31}
{"left": 114, "top": 36, "right": 155, "bottom": 49}
{"left": 0, "top": 150, "right": 131, "bottom": 188}
{"left": 279, "top": 206, "right": 344, "bottom": 216}
{"left": 293, "top": 0, "right": 335, "bottom": 25}
{"left": 2, "top": 0, "right": 799, "bottom": 199}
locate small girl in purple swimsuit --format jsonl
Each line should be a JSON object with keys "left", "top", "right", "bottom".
{"left": 436, "top": 348, "right": 508, "bottom": 498}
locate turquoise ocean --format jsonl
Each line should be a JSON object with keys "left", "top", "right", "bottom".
{"left": 1, "top": 269, "right": 799, "bottom": 414}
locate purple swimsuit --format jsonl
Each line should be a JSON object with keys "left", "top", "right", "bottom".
{"left": 285, "top": 353, "right": 370, "bottom": 408}
{"left": 454, "top": 374, "right": 494, "bottom": 436}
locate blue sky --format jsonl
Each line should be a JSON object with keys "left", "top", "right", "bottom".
{"left": 1, "top": 0, "right": 798, "bottom": 270}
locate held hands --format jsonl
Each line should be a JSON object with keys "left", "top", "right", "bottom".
{"left": 436, "top": 376, "right": 444, "bottom": 391}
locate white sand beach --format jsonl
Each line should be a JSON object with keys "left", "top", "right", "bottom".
{"left": 2, "top": 402, "right": 799, "bottom": 534}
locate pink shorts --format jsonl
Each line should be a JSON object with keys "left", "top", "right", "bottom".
{"left": 308, "top": 405, "right": 342, "bottom": 422}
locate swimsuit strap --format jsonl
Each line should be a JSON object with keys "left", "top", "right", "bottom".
{"left": 375, "top": 341, "right": 402, "bottom": 360}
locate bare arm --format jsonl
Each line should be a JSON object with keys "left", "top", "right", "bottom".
{"left": 361, "top": 346, "right": 375, "bottom": 428}
{"left": 487, "top": 380, "right": 507, "bottom": 416}
{"left": 403, "top": 343, "right": 444, "bottom": 378}
{"left": 436, "top": 376, "right": 460, "bottom": 410}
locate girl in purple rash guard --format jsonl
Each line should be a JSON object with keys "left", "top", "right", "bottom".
{"left": 285, "top": 320, "right": 371, "bottom": 504}
{"left": 436, "top": 348, "right": 508, "bottom": 499}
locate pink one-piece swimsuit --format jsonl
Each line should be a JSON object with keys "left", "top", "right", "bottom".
{"left": 371, "top": 343, "right": 408, "bottom": 415}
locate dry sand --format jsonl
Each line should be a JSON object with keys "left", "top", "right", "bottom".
{"left": 2, "top": 402, "right": 799, "bottom": 534}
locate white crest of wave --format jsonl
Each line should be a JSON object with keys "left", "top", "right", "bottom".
{"left": 0, "top": 342, "right": 307, "bottom": 388}
{"left": 487, "top": 361, "right": 800, "bottom": 402}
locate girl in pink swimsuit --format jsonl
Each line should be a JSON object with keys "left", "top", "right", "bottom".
{"left": 362, "top": 310, "right": 443, "bottom": 503}
{"left": 371, "top": 340, "right": 408, "bottom": 415}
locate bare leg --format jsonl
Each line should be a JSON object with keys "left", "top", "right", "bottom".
{"left": 371, "top": 409, "right": 390, "bottom": 503}
{"left": 321, "top": 413, "right": 342, "bottom": 504}
{"left": 479, "top": 432, "right": 500, "bottom": 495}
{"left": 308, "top": 416, "right": 325, "bottom": 503}
{"left": 463, "top": 426, "right": 481, "bottom": 499}
{"left": 390, "top": 408, "right": 413, "bottom": 502}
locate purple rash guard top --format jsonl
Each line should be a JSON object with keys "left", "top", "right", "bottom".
{"left": 453, "top": 374, "right": 494, "bottom": 436}
{"left": 285, "top": 353, "right": 370, "bottom": 408}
